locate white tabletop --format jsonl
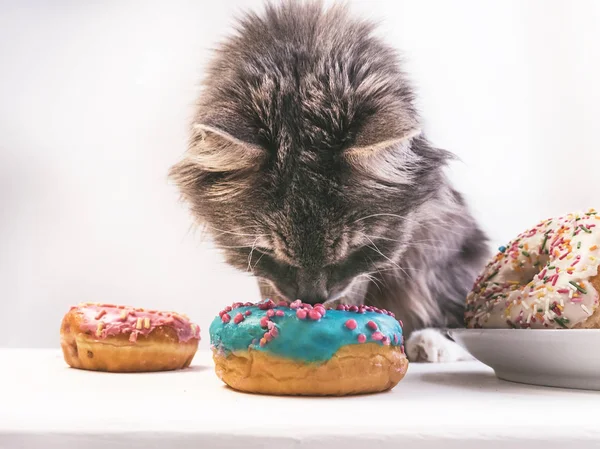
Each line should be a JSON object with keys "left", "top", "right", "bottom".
{"left": 1, "top": 349, "right": 599, "bottom": 449}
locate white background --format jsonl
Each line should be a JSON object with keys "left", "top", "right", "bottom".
{"left": 1, "top": 0, "right": 599, "bottom": 348}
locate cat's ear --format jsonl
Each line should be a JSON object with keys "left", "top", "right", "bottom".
{"left": 345, "top": 127, "right": 421, "bottom": 158}
{"left": 345, "top": 112, "right": 421, "bottom": 159}
{"left": 182, "top": 124, "right": 264, "bottom": 172}
{"left": 343, "top": 117, "right": 422, "bottom": 184}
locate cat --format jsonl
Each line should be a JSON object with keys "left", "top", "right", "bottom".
{"left": 169, "top": 1, "right": 490, "bottom": 362}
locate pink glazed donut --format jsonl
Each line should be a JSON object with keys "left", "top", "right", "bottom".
{"left": 60, "top": 303, "right": 200, "bottom": 372}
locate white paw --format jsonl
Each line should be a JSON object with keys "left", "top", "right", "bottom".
{"left": 405, "top": 328, "right": 473, "bottom": 363}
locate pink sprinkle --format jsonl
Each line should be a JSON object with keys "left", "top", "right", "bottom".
{"left": 336, "top": 304, "right": 346, "bottom": 311}
{"left": 302, "top": 303, "right": 313, "bottom": 309}
{"left": 400, "top": 345, "right": 405, "bottom": 354}
{"left": 267, "top": 321, "right": 275, "bottom": 330}
{"left": 367, "top": 320, "right": 378, "bottom": 331}
{"left": 264, "top": 332, "right": 273, "bottom": 342}
{"left": 539, "top": 269, "right": 547, "bottom": 279}
{"left": 357, "top": 334, "right": 367, "bottom": 343}
{"left": 552, "top": 274, "right": 559, "bottom": 286}
{"left": 231, "top": 302, "right": 242, "bottom": 309}
{"left": 275, "top": 310, "right": 285, "bottom": 317}
{"left": 221, "top": 313, "right": 231, "bottom": 324}
{"left": 270, "top": 327, "right": 279, "bottom": 338}
{"left": 296, "top": 309, "right": 307, "bottom": 320}
{"left": 345, "top": 319, "right": 357, "bottom": 330}
{"left": 244, "top": 302, "right": 253, "bottom": 307}
{"left": 314, "top": 306, "right": 326, "bottom": 317}
{"left": 308, "top": 309, "right": 322, "bottom": 320}
{"left": 258, "top": 300, "right": 275, "bottom": 310}
{"left": 245, "top": 310, "right": 252, "bottom": 316}
{"left": 557, "top": 289, "right": 570, "bottom": 294}
{"left": 559, "top": 252, "right": 570, "bottom": 260}
{"left": 267, "top": 309, "right": 275, "bottom": 318}
{"left": 278, "top": 300, "right": 288, "bottom": 307}
{"left": 290, "top": 300, "right": 302, "bottom": 309}
{"left": 233, "top": 313, "right": 244, "bottom": 324}
{"left": 224, "top": 306, "right": 232, "bottom": 313}
{"left": 260, "top": 316, "right": 269, "bottom": 328}
{"left": 399, "top": 320, "right": 404, "bottom": 328}
{"left": 394, "top": 334, "right": 399, "bottom": 344}
{"left": 372, "top": 332, "right": 384, "bottom": 341}
{"left": 382, "top": 336, "right": 390, "bottom": 346}
{"left": 349, "top": 305, "right": 358, "bottom": 312}
{"left": 571, "top": 297, "right": 583, "bottom": 303}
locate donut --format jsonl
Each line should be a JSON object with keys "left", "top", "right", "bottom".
{"left": 209, "top": 299, "right": 408, "bottom": 396}
{"left": 466, "top": 208, "right": 600, "bottom": 329}
{"left": 60, "top": 303, "right": 200, "bottom": 372}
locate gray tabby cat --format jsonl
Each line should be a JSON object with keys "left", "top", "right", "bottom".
{"left": 169, "top": 1, "right": 490, "bottom": 361}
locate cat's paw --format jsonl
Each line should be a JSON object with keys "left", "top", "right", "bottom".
{"left": 405, "top": 328, "right": 473, "bottom": 363}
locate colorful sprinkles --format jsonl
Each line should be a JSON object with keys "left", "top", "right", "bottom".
{"left": 465, "top": 209, "right": 600, "bottom": 329}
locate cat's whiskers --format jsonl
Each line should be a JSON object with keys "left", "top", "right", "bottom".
{"left": 247, "top": 236, "right": 260, "bottom": 272}
{"left": 337, "top": 285, "right": 369, "bottom": 302}
{"left": 404, "top": 243, "right": 464, "bottom": 253}
{"left": 206, "top": 224, "right": 266, "bottom": 238}
{"left": 360, "top": 215, "right": 473, "bottom": 238}
{"left": 213, "top": 244, "right": 256, "bottom": 250}
{"left": 364, "top": 234, "right": 442, "bottom": 244}
{"left": 373, "top": 266, "right": 430, "bottom": 278}
{"left": 251, "top": 249, "right": 267, "bottom": 271}
{"left": 352, "top": 213, "right": 418, "bottom": 226}
{"left": 361, "top": 233, "right": 465, "bottom": 253}
{"left": 362, "top": 235, "right": 418, "bottom": 283}
{"left": 355, "top": 213, "right": 469, "bottom": 238}
{"left": 357, "top": 273, "right": 383, "bottom": 293}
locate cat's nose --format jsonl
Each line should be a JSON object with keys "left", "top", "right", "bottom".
{"left": 295, "top": 270, "right": 328, "bottom": 305}
{"left": 297, "top": 289, "right": 329, "bottom": 305}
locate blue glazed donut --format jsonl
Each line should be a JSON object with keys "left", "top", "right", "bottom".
{"left": 210, "top": 299, "right": 408, "bottom": 396}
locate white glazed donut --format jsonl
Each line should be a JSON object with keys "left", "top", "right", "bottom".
{"left": 466, "top": 209, "right": 600, "bottom": 329}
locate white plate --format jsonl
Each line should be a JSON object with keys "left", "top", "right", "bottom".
{"left": 448, "top": 328, "right": 600, "bottom": 390}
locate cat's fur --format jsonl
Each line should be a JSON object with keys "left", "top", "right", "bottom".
{"left": 169, "top": 1, "right": 490, "bottom": 360}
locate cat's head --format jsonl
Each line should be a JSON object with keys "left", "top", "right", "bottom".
{"left": 169, "top": 2, "right": 450, "bottom": 303}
